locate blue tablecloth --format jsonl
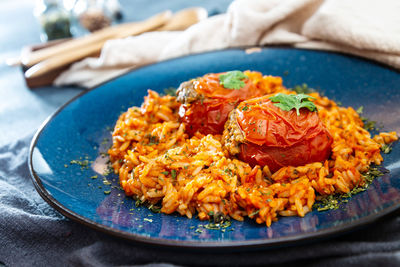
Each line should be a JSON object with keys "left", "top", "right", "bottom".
{"left": 1, "top": 1, "right": 399, "bottom": 266}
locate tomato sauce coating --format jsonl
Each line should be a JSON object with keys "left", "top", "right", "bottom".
{"left": 236, "top": 96, "right": 332, "bottom": 172}
{"left": 179, "top": 72, "right": 282, "bottom": 136}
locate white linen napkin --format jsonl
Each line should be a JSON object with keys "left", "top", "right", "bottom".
{"left": 54, "top": 0, "right": 400, "bottom": 88}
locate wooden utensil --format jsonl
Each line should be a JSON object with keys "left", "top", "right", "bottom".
{"left": 24, "top": 11, "right": 171, "bottom": 78}
{"left": 24, "top": 7, "right": 207, "bottom": 79}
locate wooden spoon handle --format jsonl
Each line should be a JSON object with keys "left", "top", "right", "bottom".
{"left": 157, "top": 7, "right": 207, "bottom": 31}
{"left": 22, "top": 10, "right": 172, "bottom": 68}
{"left": 25, "top": 8, "right": 207, "bottom": 80}
{"left": 24, "top": 11, "right": 172, "bottom": 79}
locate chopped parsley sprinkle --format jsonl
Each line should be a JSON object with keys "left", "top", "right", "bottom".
{"left": 70, "top": 159, "right": 90, "bottom": 170}
{"left": 135, "top": 199, "right": 143, "bottom": 207}
{"left": 249, "top": 210, "right": 260, "bottom": 217}
{"left": 195, "top": 212, "right": 232, "bottom": 231}
{"left": 171, "top": 169, "right": 177, "bottom": 179}
{"left": 148, "top": 204, "right": 161, "bottom": 213}
{"left": 102, "top": 164, "right": 114, "bottom": 176}
{"left": 146, "top": 135, "right": 159, "bottom": 146}
{"left": 360, "top": 115, "right": 383, "bottom": 131}
{"left": 381, "top": 144, "right": 393, "bottom": 154}
{"left": 163, "top": 87, "right": 177, "bottom": 96}
{"left": 224, "top": 168, "right": 233, "bottom": 176}
{"left": 203, "top": 221, "right": 231, "bottom": 230}
{"left": 362, "top": 117, "right": 377, "bottom": 131}
{"left": 161, "top": 171, "right": 169, "bottom": 175}
{"left": 103, "top": 179, "right": 111, "bottom": 185}
{"left": 101, "top": 138, "right": 109, "bottom": 145}
{"left": 291, "top": 83, "right": 315, "bottom": 94}
{"left": 313, "top": 166, "right": 385, "bottom": 212}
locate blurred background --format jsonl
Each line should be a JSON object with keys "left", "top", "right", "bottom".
{"left": 0, "top": 0, "right": 231, "bottom": 146}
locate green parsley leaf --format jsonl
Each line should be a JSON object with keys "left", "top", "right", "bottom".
{"left": 313, "top": 166, "right": 385, "bottom": 212}
{"left": 171, "top": 169, "right": 177, "bottom": 179}
{"left": 291, "top": 83, "right": 315, "bottom": 94}
{"left": 163, "top": 87, "right": 177, "bottom": 96}
{"left": 219, "top": 70, "right": 248, "bottom": 90}
{"left": 361, "top": 117, "right": 377, "bottom": 131}
{"left": 269, "top": 93, "right": 317, "bottom": 116}
{"left": 249, "top": 210, "right": 260, "bottom": 217}
{"left": 381, "top": 144, "right": 392, "bottom": 154}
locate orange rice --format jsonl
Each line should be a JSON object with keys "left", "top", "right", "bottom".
{"left": 108, "top": 71, "right": 398, "bottom": 226}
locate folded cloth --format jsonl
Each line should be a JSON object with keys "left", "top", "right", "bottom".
{"left": 54, "top": 0, "right": 400, "bottom": 88}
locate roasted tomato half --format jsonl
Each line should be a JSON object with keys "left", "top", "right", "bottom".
{"left": 176, "top": 71, "right": 284, "bottom": 136}
{"left": 223, "top": 95, "right": 332, "bottom": 172}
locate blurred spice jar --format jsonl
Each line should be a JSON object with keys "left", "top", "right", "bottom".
{"left": 34, "top": 0, "right": 73, "bottom": 41}
{"left": 72, "top": 0, "right": 122, "bottom": 33}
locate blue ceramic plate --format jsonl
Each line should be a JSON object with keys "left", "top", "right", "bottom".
{"left": 29, "top": 48, "right": 400, "bottom": 249}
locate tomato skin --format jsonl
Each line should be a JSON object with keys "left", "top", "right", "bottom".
{"left": 180, "top": 99, "right": 237, "bottom": 136}
{"left": 236, "top": 96, "right": 332, "bottom": 172}
{"left": 194, "top": 74, "right": 259, "bottom": 100}
{"left": 239, "top": 128, "right": 332, "bottom": 172}
{"left": 180, "top": 72, "right": 278, "bottom": 136}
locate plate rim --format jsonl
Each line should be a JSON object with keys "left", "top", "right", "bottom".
{"left": 29, "top": 47, "right": 400, "bottom": 249}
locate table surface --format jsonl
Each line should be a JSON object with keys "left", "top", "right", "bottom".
{"left": 1, "top": 1, "right": 400, "bottom": 266}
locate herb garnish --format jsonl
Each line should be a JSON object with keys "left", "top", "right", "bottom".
{"left": 361, "top": 117, "right": 378, "bottom": 131}
{"left": 197, "top": 212, "right": 232, "bottom": 232}
{"left": 291, "top": 83, "right": 315, "bottom": 94}
{"left": 269, "top": 93, "right": 317, "bottom": 116}
{"left": 135, "top": 199, "right": 143, "bottom": 207}
{"left": 219, "top": 70, "right": 248, "bottom": 90}
{"left": 357, "top": 107, "right": 383, "bottom": 131}
{"left": 381, "top": 144, "right": 393, "bottom": 154}
{"left": 70, "top": 159, "right": 90, "bottom": 170}
{"left": 148, "top": 204, "right": 161, "bottom": 213}
{"left": 249, "top": 210, "right": 260, "bottom": 217}
{"left": 313, "top": 166, "right": 385, "bottom": 211}
{"left": 171, "top": 169, "right": 177, "bottom": 179}
{"left": 163, "top": 87, "right": 177, "bottom": 96}
{"left": 102, "top": 178, "right": 111, "bottom": 185}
